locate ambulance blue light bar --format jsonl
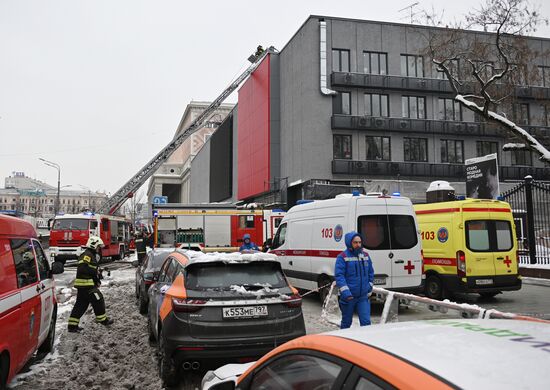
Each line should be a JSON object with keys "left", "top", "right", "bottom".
{"left": 456, "top": 195, "right": 466, "bottom": 200}
{"left": 296, "top": 200, "right": 314, "bottom": 205}
{"left": 392, "top": 192, "right": 401, "bottom": 196}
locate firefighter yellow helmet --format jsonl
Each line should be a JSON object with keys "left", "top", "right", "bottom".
{"left": 86, "top": 236, "right": 104, "bottom": 250}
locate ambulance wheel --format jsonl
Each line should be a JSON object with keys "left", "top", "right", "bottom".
{"left": 479, "top": 292, "right": 499, "bottom": 299}
{"left": 38, "top": 307, "right": 57, "bottom": 354}
{"left": 158, "top": 328, "right": 179, "bottom": 387}
{"left": 425, "top": 275, "right": 445, "bottom": 300}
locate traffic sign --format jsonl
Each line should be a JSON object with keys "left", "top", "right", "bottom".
{"left": 153, "top": 196, "right": 168, "bottom": 205}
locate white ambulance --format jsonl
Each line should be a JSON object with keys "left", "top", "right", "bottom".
{"left": 270, "top": 193, "right": 424, "bottom": 301}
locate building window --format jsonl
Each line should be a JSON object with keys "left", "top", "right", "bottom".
{"left": 540, "top": 104, "right": 550, "bottom": 126}
{"left": 511, "top": 150, "right": 532, "bottom": 166}
{"left": 438, "top": 98, "right": 462, "bottom": 121}
{"left": 538, "top": 66, "right": 550, "bottom": 87}
{"left": 471, "top": 61, "right": 495, "bottom": 81}
{"left": 435, "top": 59, "right": 460, "bottom": 79}
{"left": 366, "top": 136, "right": 391, "bottom": 161}
{"left": 441, "top": 139, "right": 464, "bottom": 163}
{"left": 404, "top": 138, "right": 428, "bottom": 162}
{"left": 513, "top": 103, "right": 530, "bottom": 125}
{"left": 476, "top": 141, "right": 499, "bottom": 158}
{"left": 332, "top": 49, "right": 350, "bottom": 72}
{"left": 401, "top": 54, "right": 424, "bottom": 77}
{"left": 333, "top": 135, "right": 352, "bottom": 159}
{"left": 333, "top": 92, "right": 351, "bottom": 115}
{"left": 363, "top": 51, "right": 387, "bottom": 75}
{"left": 402, "top": 96, "right": 426, "bottom": 119}
{"left": 364, "top": 93, "right": 389, "bottom": 117}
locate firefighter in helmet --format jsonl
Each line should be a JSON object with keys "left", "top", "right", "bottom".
{"left": 135, "top": 231, "right": 147, "bottom": 265}
{"left": 68, "top": 236, "right": 114, "bottom": 332}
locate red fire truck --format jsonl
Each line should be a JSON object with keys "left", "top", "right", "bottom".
{"left": 49, "top": 212, "right": 132, "bottom": 264}
{"left": 153, "top": 205, "right": 285, "bottom": 251}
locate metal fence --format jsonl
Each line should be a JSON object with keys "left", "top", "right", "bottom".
{"left": 501, "top": 177, "right": 550, "bottom": 266}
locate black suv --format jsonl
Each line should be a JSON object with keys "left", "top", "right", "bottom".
{"left": 147, "top": 250, "right": 306, "bottom": 388}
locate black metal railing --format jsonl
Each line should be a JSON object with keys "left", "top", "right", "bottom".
{"left": 332, "top": 159, "right": 550, "bottom": 181}
{"left": 501, "top": 177, "right": 550, "bottom": 266}
{"left": 331, "top": 114, "right": 550, "bottom": 143}
{"left": 331, "top": 72, "right": 550, "bottom": 100}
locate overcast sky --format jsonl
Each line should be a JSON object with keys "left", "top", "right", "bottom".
{"left": 1, "top": 0, "right": 549, "bottom": 198}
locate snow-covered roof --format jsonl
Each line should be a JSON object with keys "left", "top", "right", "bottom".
{"left": 181, "top": 250, "right": 278, "bottom": 266}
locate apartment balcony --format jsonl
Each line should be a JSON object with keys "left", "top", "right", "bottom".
{"left": 331, "top": 115, "right": 550, "bottom": 143}
{"left": 332, "top": 159, "right": 550, "bottom": 181}
{"left": 331, "top": 72, "right": 550, "bottom": 100}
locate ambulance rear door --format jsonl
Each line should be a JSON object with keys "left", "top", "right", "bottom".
{"left": 491, "top": 209, "right": 517, "bottom": 276}
{"left": 464, "top": 217, "right": 496, "bottom": 279}
{"left": 386, "top": 198, "right": 423, "bottom": 289}
{"left": 356, "top": 197, "right": 392, "bottom": 288}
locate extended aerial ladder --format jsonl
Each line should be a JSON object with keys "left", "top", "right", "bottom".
{"left": 98, "top": 47, "right": 274, "bottom": 215}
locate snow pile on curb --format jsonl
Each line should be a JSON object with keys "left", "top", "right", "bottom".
{"left": 11, "top": 269, "right": 162, "bottom": 390}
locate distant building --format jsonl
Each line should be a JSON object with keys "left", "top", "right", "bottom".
{"left": 1, "top": 172, "right": 108, "bottom": 219}
{"left": 146, "top": 101, "right": 234, "bottom": 211}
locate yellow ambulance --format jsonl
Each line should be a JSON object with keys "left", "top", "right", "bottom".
{"left": 414, "top": 199, "right": 522, "bottom": 299}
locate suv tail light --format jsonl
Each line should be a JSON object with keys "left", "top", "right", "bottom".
{"left": 456, "top": 250, "right": 466, "bottom": 278}
{"left": 172, "top": 298, "right": 206, "bottom": 313}
{"left": 283, "top": 293, "right": 302, "bottom": 308}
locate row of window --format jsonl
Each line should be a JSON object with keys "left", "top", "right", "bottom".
{"left": 336, "top": 92, "right": 543, "bottom": 125}
{"left": 333, "top": 135, "right": 533, "bottom": 165}
{"left": 332, "top": 48, "right": 550, "bottom": 87}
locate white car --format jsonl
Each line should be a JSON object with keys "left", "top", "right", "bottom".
{"left": 202, "top": 318, "right": 550, "bottom": 390}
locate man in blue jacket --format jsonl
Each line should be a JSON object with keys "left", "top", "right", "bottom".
{"left": 334, "top": 231, "right": 375, "bottom": 329}
{"left": 239, "top": 233, "right": 259, "bottom": 251}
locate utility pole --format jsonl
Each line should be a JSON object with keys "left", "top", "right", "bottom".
{"left": 39, "top": 158, "right": 61, "bottom": 216}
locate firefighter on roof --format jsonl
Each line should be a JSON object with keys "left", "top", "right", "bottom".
{"left": 335, "top": 231, "right": 374, "bottom": 329}
{"left": 68, "top": 236, "right": 114, "bottom": 332}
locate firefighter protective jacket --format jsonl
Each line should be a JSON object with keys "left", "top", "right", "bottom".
{"left": 74, "top": 248, "right": 100, "bottom": 289}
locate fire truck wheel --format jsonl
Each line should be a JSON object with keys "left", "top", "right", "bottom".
{"left": 425, "top": 275, "right": 444, "bottom": 300}
{"left": 38, "top": 307, "right": 57, "bottom": 354}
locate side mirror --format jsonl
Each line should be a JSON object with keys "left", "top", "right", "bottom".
{"left": 51, "top": 261, "right": 65, "bottom": 275}
{"left": 131, "top": 260, "right": 139, "bottom": 267}
{"left": 266, "top": 238, "right": 273, "bottom": 246}
{"left": 152, "top": 271, "right": 160, "bottom": 282}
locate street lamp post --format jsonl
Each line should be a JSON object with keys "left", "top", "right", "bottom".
{"left": 39, "top": 158, "right": 61, "bottom": 216}
{"left": 78, "top": 184, "right": 92, "bottom": 211}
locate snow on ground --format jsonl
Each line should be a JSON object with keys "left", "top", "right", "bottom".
{"left": 9, "top": 267, "right": 163, "bottom": 390}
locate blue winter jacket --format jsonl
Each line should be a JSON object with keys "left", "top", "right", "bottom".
{"left": 239, "top": 233, "right": 259, "bottom": 251}
{"left": 334, "top": 231, "right": 375, "bottom": 300}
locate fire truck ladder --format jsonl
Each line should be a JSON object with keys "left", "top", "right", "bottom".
{"left": 98, "top": 47, "right": 274, "bottom": 215}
